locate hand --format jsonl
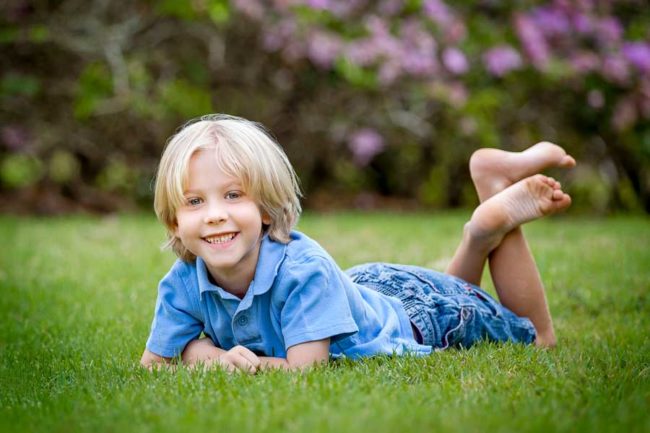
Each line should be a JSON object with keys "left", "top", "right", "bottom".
{"left": 182, "top": 337, "right": 223, "bottom": 365}
{"left": 215, "top": 345, "right": 261, "bottom": 374}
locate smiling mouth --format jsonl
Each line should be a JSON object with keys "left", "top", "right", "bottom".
{"left": 204, "top": 232, "right": 238, "bottom": 244}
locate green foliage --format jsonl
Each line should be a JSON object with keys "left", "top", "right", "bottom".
{"left": 73, "top": 63, "right": 113, "bottom": 119}
{"left": 334, "top": 58, "right": 377, "bottom": 90}
{"left": 48, "top": 151, "right": 81, "bottom": 185}
{"left": 569, "top": 166, "right": 612, "bottom": 213}
{"left": 207, "top": 0, "right": 230, "bottom": 24}
{"left": 1, "top": 0, "right": 648, "bottom": 213}
{"left": 95, "top": 159, "right": 135, "bottom": 192}
{"left": 0, "top": 26, "right": 20, "bottom": 43}
{"left": 28, "top": 25, "right": 49, "bottom": 43}
{"left": 154, "top": 0, "right": 230, "bottom": 23}
{"left": 0, "top": 154, "right": 43, "bottom": 188}
{"left": 155, "top": 0, "right": 198, "bottom": 20}
{"left": 419, "top": 166, "right": 448, "bottom": 207}
{"left": 159, "top": 79, "right": 213, "bottom": 119}
{"left": 0, "top": 213, "right": 649, "bottom": 432}
{"left": 1, "top": 73, "right": 40, "bottom": 98}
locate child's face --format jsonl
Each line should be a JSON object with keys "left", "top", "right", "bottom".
{"left": 174, "top": 149, "right": 271, "bottom": 286}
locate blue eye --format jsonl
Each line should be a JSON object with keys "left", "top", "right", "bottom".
{"left": 225, "top": 191, "right": 242, "bottom": 200}
{"left": 187, "top": 197, "right": 203, "bottom": 206}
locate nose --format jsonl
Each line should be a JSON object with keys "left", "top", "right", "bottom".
{"left": 203, "top": 200, "right": 228, "bottom": 224}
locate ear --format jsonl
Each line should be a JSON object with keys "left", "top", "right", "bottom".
{"left": 262, "top": 212, "right": 272, "bottom": 226}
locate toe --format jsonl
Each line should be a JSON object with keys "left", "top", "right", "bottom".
{"left": 552, "top": 189, "right": 564, "bottom": 200}
{"left": 560, "top": 155, "right": 576, "bottom": 168}
{"left": 557, "top": 193, "right": 572, "bottom": 209}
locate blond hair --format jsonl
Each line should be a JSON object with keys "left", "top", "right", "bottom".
{"left": 154, "top": 114, "right": 302, "bottom": 261}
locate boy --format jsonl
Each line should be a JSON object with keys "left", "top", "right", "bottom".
{"left": 140, "top": 114, "right": 574, "bottom": 373}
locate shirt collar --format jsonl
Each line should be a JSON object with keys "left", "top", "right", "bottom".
{"left": 196, "top": 234, "right": 287, "bottom": 300}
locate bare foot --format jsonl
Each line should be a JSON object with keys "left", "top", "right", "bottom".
{"left": 467, "top": 174, "right": 572, "bottom": 251}
{"left": 470, "top": 141, "right": 576, "bottom": 202}
{"left": 535, "top": 331, "right": 557, "bottom": 348}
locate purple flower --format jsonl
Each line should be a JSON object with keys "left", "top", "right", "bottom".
{"left": 397, "top": 20, "right": 439, "bottom": 76}
{"left": 402, "top": 52, "right": 437, "bottom": 76}
{"left": 602, "top": 55, "right": 630, "bottom": 84}
{"left": 307, "top": 31, "right": 342, "bottom": 68}
{"left": 233, "top": 0, "right": 264, "bottom": 20}
{"left": 570, "top": 51, "right": 600, "bottom": 74}
{"left": 597, "top": 17, "right": 623, "bottom": 43}
{"left": 422, "top": 0, "right": 453, "bottom": 29}
{"left": 483, "top": 45, "right": 523, "bottom": 77}
{"left": 1, "top": 126, "right": 29, "bottom": 151}
{"left": 307, "top": 0, "right": 331, "bottom": 10}
{"left": 532, "top": 6, "right": 571, "bottom": 36}
{"left": 314, "top": 0, "right": 366, "bottom": 18}
{"left": 365, "top": 15, "right": 389, "bottom": 38}
{"left": 262, "top": 19, "right": 296, "bottom": 52}
{"left": 378, "top": 61, "right": 401, "bottom": 86}
{"left": 378, "top": 0, "right": 403, "bottom": 16}
{"left": 446, "top": 21, "right": 467, "bottom": 44}
{"left": 515, "top": 13, "right": 550, "bottom": 69}
{"left": 348, "top": 128, "right": 385, "bottom": 166}
{"left": 572, "top": 13, "right": 594, "bottom": 34}
{"left": 623, "top": 42, "right": 650, "bottom": 74}
{"left": 442, "top": 47, "right": 468, "bottom": 75}
{"left": 345, "top": 39, "right": 378, "bottom": 67}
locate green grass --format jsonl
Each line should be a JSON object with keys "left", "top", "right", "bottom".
{"left": 1, "top": 211, "right": 649, "bottom": 433}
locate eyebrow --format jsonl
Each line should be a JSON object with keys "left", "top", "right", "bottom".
{"left": 183, "top": 182, "right": 244, "bottom": 195}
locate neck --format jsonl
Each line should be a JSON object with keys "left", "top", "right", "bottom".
{"left": 209, "top": 270, "right": 253, "bottom": 299}
{"left": 206, "top": 239, "right": 261, "bottom": 299}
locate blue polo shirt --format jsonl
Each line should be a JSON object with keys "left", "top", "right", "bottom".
{"left": 146, "top": 231, "right": 432, "bottom": 359}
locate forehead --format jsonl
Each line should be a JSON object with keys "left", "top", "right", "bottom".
{"left": 183, "top": 149, "right": 243, "bottom": 191}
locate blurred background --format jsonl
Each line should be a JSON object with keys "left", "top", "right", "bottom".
{"left": 1, "top": 0, "right": 649, "bottom": 214}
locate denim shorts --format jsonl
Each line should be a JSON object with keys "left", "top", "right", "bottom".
{"left": 346, "top": 263, "right": 536, "bottom": 350}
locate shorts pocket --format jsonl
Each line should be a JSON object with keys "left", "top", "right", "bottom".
{"left": 432, "top": 301, "right": 474, "bottom": 349}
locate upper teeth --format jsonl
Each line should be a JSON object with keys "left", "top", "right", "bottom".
{"left": 205, "top": 233, "right": 235, "bottom": 244}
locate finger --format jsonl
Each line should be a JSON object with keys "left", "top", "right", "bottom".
{"left": 218, "top": 358, "right": 236, "bottom": 373}
{"left": 231, "top": 354, "right": 257, "bottom": 374}
{"left": 233, "top": 346, "right": 261, "bottom": 368}
{"left": 218, "top": 355, "right": 237, "bottom": 373}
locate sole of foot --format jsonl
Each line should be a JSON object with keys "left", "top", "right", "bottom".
{"left": 470, "top": 141, "right": 576, "bottom": 201}
{"left": 468, "top": 174, "right": 572, "bottom": 251}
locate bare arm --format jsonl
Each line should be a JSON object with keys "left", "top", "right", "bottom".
{"left": 259, "top": 338, "right": 330, "bottom": 371}
{"left": 140, "top": 348, "right": 175, "bottom": 370}
{"left": 181, "top": 336, "right": 330, "bottom": 372}
{"left": 181, "top": 337, "right": 260, "bottom": 374}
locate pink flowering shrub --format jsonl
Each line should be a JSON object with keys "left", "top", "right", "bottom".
{"left": 0, "top": 0, "right": 648, "bottom": 212}
{"left": 229, "top": 0, "right": 649, "bottom": 210}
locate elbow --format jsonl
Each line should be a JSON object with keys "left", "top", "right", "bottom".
{"left": 139, "top": 349, "right": 170, "bottom": 370}
{"left": 286, "top": 358, "right": 328, "bottom": 371}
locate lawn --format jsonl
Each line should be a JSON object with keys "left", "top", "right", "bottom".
{"left": 0, "top": 212, "right": 648, "bottom": 433}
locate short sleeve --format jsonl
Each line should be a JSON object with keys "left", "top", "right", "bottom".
{"left": 280, "top": 256, "right": 359, "bottom": 349}
{"left": 145, "top": 264, "right": 204, "bottom": 357}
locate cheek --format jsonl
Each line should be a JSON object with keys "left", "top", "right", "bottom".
{"left": 173, "top": 213, "right": 195, "bottom": 236}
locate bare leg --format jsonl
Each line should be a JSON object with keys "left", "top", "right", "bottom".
{"left": 446, "top": 142, "right": 575, "bottom": 347}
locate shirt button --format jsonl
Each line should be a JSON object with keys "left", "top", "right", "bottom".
{"left": 236, "top": 315, "right": 249, "bottom": 327}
